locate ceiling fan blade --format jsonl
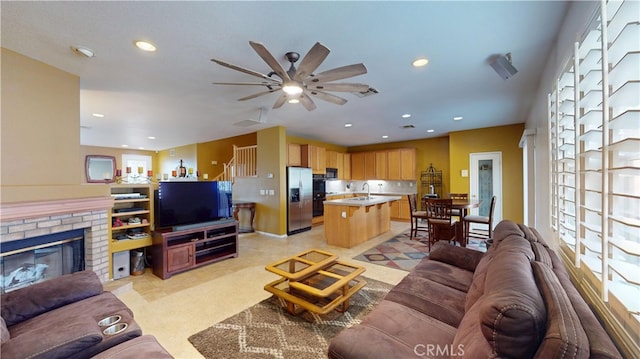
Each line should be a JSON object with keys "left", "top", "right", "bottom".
{"left": 213, "top": 82, "right": 280, "bottom": 86}
{"left": 306, "top": 83, "right": 370, "bottom": 92}
{"left": 308, "top": 90, "right": 348, "bottom": 105}
{"left": 272, "top": 93, "right": 288, "bottom": 109}
{"left": 308, "top": 63, "right": 368, "bottom": 84}
{"left": 300, "top": 93, "right": 317, "bottom": 111}
{"left": 249, "top": 41, "right": 291, "bottom": 82}
{"left": 238, "top": 89, "right": 279, "bottom": 101}
{"left": 294, "top": 42, "right": 330, "bottom": 81}
{"left": 211, "top": 59, "right": 280, "bottom": 83}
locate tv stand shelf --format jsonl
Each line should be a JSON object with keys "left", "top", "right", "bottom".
{"left": 152, "top": 220, "right": 239, "bottom": 279}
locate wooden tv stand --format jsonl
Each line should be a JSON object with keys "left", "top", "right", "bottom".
{"left": 152, "top": 219, "right": 238, "bottom": 279}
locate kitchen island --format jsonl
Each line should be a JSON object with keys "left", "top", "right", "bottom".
{"left": 324, "top": 195, "right": 401, "bottom": 248}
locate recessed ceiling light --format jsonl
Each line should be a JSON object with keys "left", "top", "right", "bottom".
{"left": 92, "top": 113, "right": 104, "bottom": 118}
{"left": 412, "top": 58, "right": 429, "bottom": 67}
{"left": 288, "top": 98, "right": 300, "bottom": 104}
{"left": 138, "top": 147, "right": 145, "bottom": 150}
{"left": 147, "top": 136, "right": 156, "bottom": 140}
{"left": 135, "top": 40, "right": 157, "bottom": 52}
{"left": 453, "top": 116, "right": 463, "bottom": 121}
{"left": 121, "top": 144, "right": 128, "bottom": 148}
{"left": 71, "top": 46, "right": 95, "bottom": 58}
{"left": 402, "top": 114, "right": 411, "bottom": 118}
{"left": 427, "top": 129, "right": 435, "bottom": 133}
{"left": 344, "top": 123, "right": 353, "bottom": 128}
{"left": 382, "top": 135, "right": 389, "bottom": 139}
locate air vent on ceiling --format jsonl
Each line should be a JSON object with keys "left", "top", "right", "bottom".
{"left": 353, "top": 87, "right": 379, "bottom": 98}
{"left": 233, "top": 119, "right": 262, "bottom": 127}
{"left": 402, "top": 125, "right": 415, "bottom": 129}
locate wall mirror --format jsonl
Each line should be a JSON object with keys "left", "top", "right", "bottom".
{"left": 85, "top": 155, "right": 116, "bottom": 183}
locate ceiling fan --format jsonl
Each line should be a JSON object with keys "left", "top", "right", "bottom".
{"left": 211, "top": 41, "right": 370, "bottom": 111}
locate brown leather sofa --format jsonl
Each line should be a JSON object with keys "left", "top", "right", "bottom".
{"left": 328, "top": 220, "right": 623, "bottom": 358}
{"left": 0, "top": 270, "right": 172, "bottom": 359}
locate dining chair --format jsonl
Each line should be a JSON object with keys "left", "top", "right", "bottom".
{"left": 408, "top": 194, "right": 429, "bottom": 240}
{"left": 447, "top": 193, "right": 468, "bottom": 217}
{"left": 425, "top": 198, "right": 457, "bottom": 250}
{"left": 463, "top": 195, "right": 496, "bottom": 241}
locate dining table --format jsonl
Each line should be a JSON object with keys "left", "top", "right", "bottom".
{"left": 422, "top": 197, "right": 480, "bottom": 247}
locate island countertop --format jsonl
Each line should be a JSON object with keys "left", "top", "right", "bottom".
{"left": 324, "top": 195, "right": 402, "bottom": 207}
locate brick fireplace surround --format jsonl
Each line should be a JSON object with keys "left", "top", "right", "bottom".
{"left": 0, "top": 197, "right": 113, "bottom": 282}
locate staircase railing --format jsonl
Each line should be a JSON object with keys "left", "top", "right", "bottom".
{"left": 212, "top": 144, "right": 257, "bottom": 182}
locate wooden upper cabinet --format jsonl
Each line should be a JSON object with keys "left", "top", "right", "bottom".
{"left": 342, "top": 153, "right": 351, "bottom": 180}
{"left": 287, "top": 143, "right": 302, "bottom": 167}
{"left": 400, "top": 148, "right": 417, "bottom": 180}
{"left": 350, "top": 152, "right": 365, "bottom": 180}
{"left": 301, "top": 144, "right": 326, "bottom": 174}
{"left": 364, "top": 152, "right": 376, "bottom": 179}
{"left": 326, "top": 150, "right": 338, "bottom": 169}
{"left": 375, "top": 151, "right": 388, "bottom": 179}
{"left": 387, "top": 149, "right": 402, "bottom": 179}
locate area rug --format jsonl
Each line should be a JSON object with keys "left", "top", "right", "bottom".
{"left": 188, "top": 277, "right": 392, "bottom": 359}
{"left": 353, "top": 230, "right": 487, "bottom": 271}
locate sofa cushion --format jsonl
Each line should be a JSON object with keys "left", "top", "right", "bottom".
{"left": 532, "top": 242, "right": 553, "bottom": 267}
{"left": 532, "top": 261, "right": 589, "bottom": 359}
{"left": 90, "top": 335, "right": 173, "bottom": 359}
{"left": 1, "top": 314, "right": 103, "bottom": 359}
{"left": 471, "top": 244, "right": 545, "bottom": 358}
{"left": 1, "top": 271, "right": 103, "bottom": 326}
{"left": 328, "top": 300, "right": 457, "bottom": 359}
{"left": 463, "top": 250, "right": 494, "bottom": 312}
{"left": 412, "top": 258, "right": 474, "bottom": 293}
{"left": 0, "top": 316, "right": 9, "bottom": 345}
{"left": 491, "top": 220, "right": 524, "bottom": 245}
{"left": 426, "top": 242, "right": 485, "bottom": 273}
{"left": 385, "top": 274, "right": 466, "bottom": 327}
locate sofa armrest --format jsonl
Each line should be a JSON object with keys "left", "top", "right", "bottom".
{"left": 1, "top": 271, "right": 103, "bottom": 326}
{"left": 1, "top": 314, "right": 103, "bottom": 359}
{"left": 428, "top": 243, "right": 485, "bottom": 272}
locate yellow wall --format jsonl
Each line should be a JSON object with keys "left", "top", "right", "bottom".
{"left": 197, "top": 133, "right": 257, "bottom": 179}
{"left": 1, "top": 48, "right": 106, "bottom": 202}
{"left": 156, "top": 144, "right": 197, "bottom": 179}
{"left": 258, "top": 126, "right": 287, "bottom": 235}
{"left": 448, "top": 123, "right": 524, "bottom": 222}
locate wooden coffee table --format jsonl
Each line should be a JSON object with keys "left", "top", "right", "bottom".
{"left": 264, "top": 249, "right": 367, "bottom": 315}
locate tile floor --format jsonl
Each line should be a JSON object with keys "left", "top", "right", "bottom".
{"left": 104, "top": 221, "right": 411, "bottom": 358}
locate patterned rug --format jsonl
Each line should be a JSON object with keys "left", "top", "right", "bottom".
{"left": 188, "top": 277, "right": 392, "bottom": 359}
{"left": 353, "top": 230, "right": 487, "bottom": 271}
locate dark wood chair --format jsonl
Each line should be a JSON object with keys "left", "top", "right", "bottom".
{"left": 408, "top": 194, "right": 429, "bottom": 240}
{"left": 464, "top": 195, "right": 496, "bottom": 241}
{"left": 425, "top": 198, "right": 457, "bottom": 250}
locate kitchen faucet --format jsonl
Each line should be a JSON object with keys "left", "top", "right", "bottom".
{"left": 362, "top": 183, "right": 370, "bottom": 199}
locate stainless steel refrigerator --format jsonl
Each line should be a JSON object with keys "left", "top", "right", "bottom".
{"left": 287, "top": 167, "right": 313, "bottom": 235}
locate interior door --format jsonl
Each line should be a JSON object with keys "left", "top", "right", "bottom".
{"left": 469, "top": 152, "right": 503, "bottom": 230}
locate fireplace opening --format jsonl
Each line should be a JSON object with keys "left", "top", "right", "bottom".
{"left": 1, "top": 229, "right": 85, "bottom": 293}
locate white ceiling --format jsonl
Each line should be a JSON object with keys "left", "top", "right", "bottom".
{"left": 2, "top": 1, "right": 570, "bottom": 151}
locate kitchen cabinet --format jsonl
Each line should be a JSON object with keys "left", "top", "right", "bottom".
{"left": 301, "top": 144, "right": 326, "bottom": 174}
{"left": 400, "top": 148, "right": 417, "bottom": 180}
{"left": 339, "top": 152, "right": 351, "bottom": 180}
{"left": 287, "top": 143, "right": 302, "bottom": 166}
{"left": 350, "top": 152, "right": 365, "bottom": 180}
{"left": 375, "top": 151, "right": 388, "bottom": 179}
{"left": 364, "top": 152, "right": 376, "bottom": 179}
{"left": 326, "top": 150, "right": 338, "bottom": 169}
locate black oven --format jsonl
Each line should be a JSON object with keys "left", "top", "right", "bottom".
{"left": 312, "top": 174, "right": 326, "bottom": 217}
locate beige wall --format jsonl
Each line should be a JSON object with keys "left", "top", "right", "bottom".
{"left": 197, "top": 133, "right": 257, "bottom": 179}
{"left": 156, "top": 144, "right": 197, "bottom": 179}
{"left": 1, "top": 48, "right": 106, "bottom": 203}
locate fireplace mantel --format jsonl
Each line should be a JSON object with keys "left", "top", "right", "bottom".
{"left": 0, "top": 196, "right": 113, "bottom": 221}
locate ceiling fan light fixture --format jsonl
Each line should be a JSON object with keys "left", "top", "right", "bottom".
{"left": 288, "top": 98, "right": 300, "bottom": 104}
{"left": 282, "top": 83, "right": 303, "bottom": 95}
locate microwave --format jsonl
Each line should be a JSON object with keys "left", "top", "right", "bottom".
{"left": 326, "top": 168, "right": 338, "bottom": 179}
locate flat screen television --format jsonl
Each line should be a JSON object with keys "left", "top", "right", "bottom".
{"left": 155, "top": 181, "right": 233, "bottom": 229}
